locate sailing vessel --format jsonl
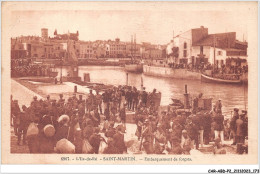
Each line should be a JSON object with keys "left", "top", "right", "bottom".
{"left": 201, "top": 35, "right": 242, "bottom": 85}
{"left": 125, "top": 34, "right": 143, "bottom": 73}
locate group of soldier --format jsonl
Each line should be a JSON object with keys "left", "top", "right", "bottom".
{"left": 10, "top": 85, "right": 159, "bottom": 154}
{"left": 11, "top": 84, "right": 248, "bottom": 154}
{"left": 134, "top": 98, "right": 248, "bottom": 154}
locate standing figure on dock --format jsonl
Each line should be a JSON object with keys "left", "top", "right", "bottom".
{"left": 11, "top": 100, "right": 21, "bottom": 135}
{"left": 126, "top": 87, "right": 133, "bottom": 110}
{"left": 102, "top": 90, "right": 110, "bottom": 120}
{"left": 235, "top": 113, "right": 246, "bottom": 144}
{"left": 230, "top": 108, "right": 239, "bottom": 145}
{"left": 113, "top": 127, "right": 127, "bottom": 154}
{"left": 141, "top": 119, "right": 154, "bottom": 154}
{"left": 119, "top": 103, "right": 126, "bottom": 124}
{"left": 214, "top": 99, "right": 222, "bottom": 115}
{"left": 17, "top": 105, "right": 29, "bottom": 145}
{"left": 132, "top": 87, "right": 139, "bottom": 111}
{"left": 141, "top": 87, "right": 148, "bottom": 107}
{"left": 213, "top": 114, "right": 224, "bottom": 145}
{"left": 181, "top": 130, "right": 192, "bottom": 154}
{"left": 95, "top": 91, "right": 103, "bottom": 114}
{"left": 58, "top": 94, "right": 65, "bottom": 106}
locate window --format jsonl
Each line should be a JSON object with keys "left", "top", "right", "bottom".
{"left": 183, "top": 50, "right": 187, "bottom": 57}
{"left": 184, "top": 42, "right": 187, "bottom": 49}
{"left": 218, "top": 51, "right": 222, "bottom": 56}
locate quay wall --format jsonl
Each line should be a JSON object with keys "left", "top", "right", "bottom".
{"left": 143, "top": 65, "right": 201, "bottom": 80}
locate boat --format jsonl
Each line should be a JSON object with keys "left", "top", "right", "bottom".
{"left": 200, "top": 35, "right": 242, "bottom": 85}
{"left": 124, "top": 34, "right": 143, "bottom": 73}
{"left": 125, "top": 64, "right": 143, "bottom": 73}
{"left": 201, "top": 74, "right": 242, "bottom": 84}
{"left": 143, "top": 65, "right": 201, "bottom": 80}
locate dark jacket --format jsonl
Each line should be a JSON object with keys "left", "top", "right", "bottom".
{"left": 113, "top": 132, "right": 126, "bottom": 153}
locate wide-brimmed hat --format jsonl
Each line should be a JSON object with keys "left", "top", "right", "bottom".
{"left": 58, "top": 114, "right": 70, "bottom": 123}
{"left": 44, "top": 124, "right": 55, "bottom": 137}
{"left": 182, "top": 130, "right": 187, "bottom": 134}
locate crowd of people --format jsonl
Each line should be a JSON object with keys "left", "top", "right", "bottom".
{"left": 11, "top": 59, "right": 54, "bottom": 77}
{"left": 134, "top": 97, "right": 248, "bottom": 154}
{"left": 10, "top": 86, "right": 159, "bottom": 154}
{"left": 167, "top": 61, "right": 248, "bottom": 81}
{"left": 11, "top": 85, "right": 248, "bottom": 154}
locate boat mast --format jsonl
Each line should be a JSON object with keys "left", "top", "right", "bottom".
{"left": 134, "top": 33, "right": 136, "bottom": 62}
{"left": 131, "top": 35, "right": 133, "bottom": 63}
{"left": 213, "top": 35, "right": 216, "bottom": 75}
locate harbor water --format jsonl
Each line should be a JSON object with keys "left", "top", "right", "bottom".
{"left": 55, "top": 65, "right": 248, "bottom": 118}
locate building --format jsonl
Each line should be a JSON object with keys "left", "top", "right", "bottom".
{"left": 140, "top": 42, "right": 163, "bottom": 59}
{"left": 172, "top": 26, "right": 248, "bottom": 67}
{"left": 79, "top": 41, "right": 93, "bottom": 59}
{"left": 105, "top": 38, "right": 127, "bottom": 58}
{"left": 53, "top": 29, "right": 79, "bottom": 41}
{"left": 41, "top": 28, "right": 48, "bottom": 40}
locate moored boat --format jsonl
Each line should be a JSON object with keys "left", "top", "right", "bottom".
{"left": 201, "top": 74, "right": 242, "bottom": 84}
{"left": 125, "top": 64, "right": 143, "bottom": 73}
{"left": 143, "top": 65, "right": 201, "bottom": 80}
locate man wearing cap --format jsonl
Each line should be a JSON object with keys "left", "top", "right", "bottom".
{"left": 235, "top": 113, "right": 246, "bottom": 144}
{"left": 141, "top": 88, "right": 148, "bottom": 107}
{"left": 30, "top": 96, "right": 40, "bottom": 123}
{"left": 17, "top": 105, "right": 29, "bottom": 145}
{"left": 213, "top": 114, "right": 224, "bottom": 145}
{"left": 58, "top": 94, "right": 65, "bottom": 106}
{"left": 215, "top": 99, "right": 222, "bottom": 115}
{"left": 230, "top": 108, "right": 239, "bottom": 145}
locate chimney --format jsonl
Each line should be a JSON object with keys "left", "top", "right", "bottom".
{"left": 200, "top": 26, "right": 204, "bottom": 28}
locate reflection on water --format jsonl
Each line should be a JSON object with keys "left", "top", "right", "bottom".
{"left": 55, "top": 65, "right": 248, "bottom": 117}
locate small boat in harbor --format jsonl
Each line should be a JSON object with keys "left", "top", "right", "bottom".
{"left": 201, "top": 74, "right": 242, "bottom": 85}
{"left": 125, "top": 64, "right": 143, "bottom": 73}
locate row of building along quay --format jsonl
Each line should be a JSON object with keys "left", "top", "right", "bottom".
{"left": 11, "top": 26, "right": 247, "bottom": 69}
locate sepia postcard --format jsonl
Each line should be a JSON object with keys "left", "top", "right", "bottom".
{"left": 1, "top": 1, "right": 258, "bottom": 165}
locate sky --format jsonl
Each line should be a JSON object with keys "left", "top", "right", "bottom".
{"left": 9, "top": 4, "right": 250, "bottom": 45}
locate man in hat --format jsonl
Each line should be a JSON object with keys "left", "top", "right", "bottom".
{"left": 113, "top": 127, "right": 127, "bottom": 154}
{"left": 141, "top": 87, "right": 148, "bottom": 107}
{"left": 181, "top": 130, "right": 192, "bottom": 154}
{"left": 12, "top": 100, "right": 21, "bottom": 136}
{"left": 89, "top": 127, "right": 102, "bottom": 154}
{"left": 88, "top": 90, "right": 95, "bottom": 112}
{"left": 142, "top": 119, "right": 154, "bottom": 154}
{"left": 58, "top": 94, "right": 65, "bottom": 107}
{"left": 236, "top": 113, "right": 246, "bottom": 144}
{"left": 215, "top": 99, "right": 222, "bottom": 115}
{"left": 214, "top": 113, "right": 224, "bottom": 145}
{"left": 17, "top": 105, "right": 29, "bottom": 145}
{"left": 95, "top": 90, "right": 103, "bottom": 114}
{"left": 230, "top": 108, "right": 239, "bottom": 145}
{"left": 105, "top": 121, "right": 116, "bottom": 138}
